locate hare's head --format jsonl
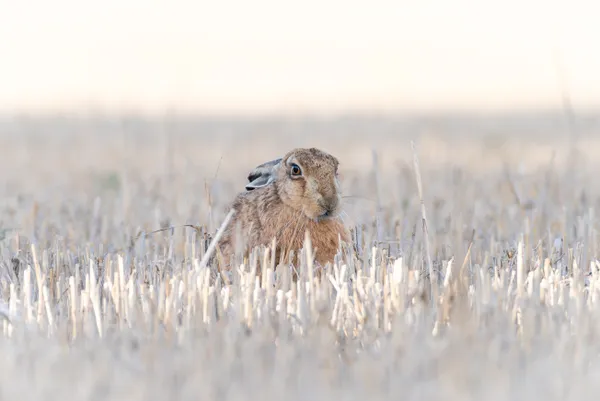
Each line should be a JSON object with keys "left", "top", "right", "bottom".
{"left": 276, "top": 148, "right": 342, "bottom": 220}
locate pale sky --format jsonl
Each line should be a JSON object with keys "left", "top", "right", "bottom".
{"left": 1, "top": 0, "right": 599, "bottom": 115}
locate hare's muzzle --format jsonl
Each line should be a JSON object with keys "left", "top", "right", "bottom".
{"left": 319, "top": 196, "right": 340, "bottom": 218}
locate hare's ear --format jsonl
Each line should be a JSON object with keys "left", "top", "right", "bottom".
{"left": 246, "top": 174, "right": 274, "bottom": 190}
{"left": 245, "top": 158, "right": 282, "bottom": 191}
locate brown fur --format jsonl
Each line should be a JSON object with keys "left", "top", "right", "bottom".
{"left": 217, "top": 148, "right": 351, "bottom": 275}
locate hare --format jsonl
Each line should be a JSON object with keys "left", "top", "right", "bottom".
{"left": 217, "top": 147, "right": 352, "bottom": 276}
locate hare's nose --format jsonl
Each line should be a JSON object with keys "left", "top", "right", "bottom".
{"left": 323, "top": 197, "right": 339, "bottom": 213}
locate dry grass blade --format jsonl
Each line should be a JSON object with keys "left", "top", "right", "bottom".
{"left": 411, "top": 141, "right": 436, "bottom": 305}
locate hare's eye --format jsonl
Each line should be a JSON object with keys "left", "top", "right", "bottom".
{"left": 290, "top": 164, "right": 302, "bottom": 176}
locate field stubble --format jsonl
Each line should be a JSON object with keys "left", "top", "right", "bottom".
{"left": 0, "top": 114, "right": 599, "bottom": 400}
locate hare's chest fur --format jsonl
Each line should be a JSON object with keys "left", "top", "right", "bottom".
{"left": 253, "top": 191, "right": 350, "bottom": 266}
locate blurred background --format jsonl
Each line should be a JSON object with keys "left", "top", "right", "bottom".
{"left": 0, "top": 0, "right": 599, "bottom": 246}
{"left": 2, "top": 0, "right": 599, "bottom": 114}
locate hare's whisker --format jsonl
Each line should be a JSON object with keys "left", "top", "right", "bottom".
{"left": 337, "top": 210, "right": 349, "bottom": 225}
{"left": 341, "top": 195, "right": 376, "bottom": 203}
